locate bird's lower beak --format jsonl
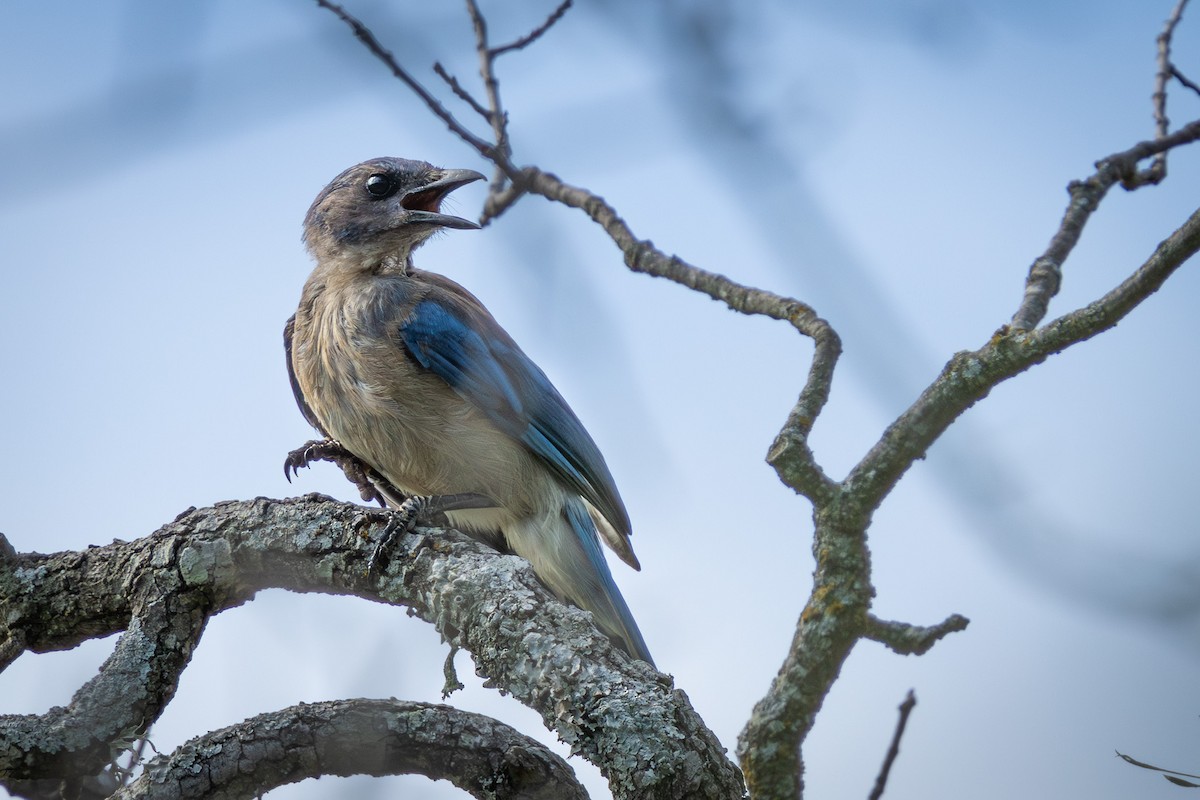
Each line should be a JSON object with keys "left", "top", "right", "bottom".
{"left": 402, "top": 168, "right": 485, "bottom": 229}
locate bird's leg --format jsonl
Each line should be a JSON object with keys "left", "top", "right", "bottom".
{"left": 368, "top": 492, "right": 496, "bottom": 576}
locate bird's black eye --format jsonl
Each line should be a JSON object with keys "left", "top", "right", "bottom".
{"left": 365, "top": 173, "right": 397, "bottom": 198}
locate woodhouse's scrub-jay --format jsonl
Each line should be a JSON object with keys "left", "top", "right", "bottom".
{"left": 285, "top": 158, "right": 652, "bottom": 664}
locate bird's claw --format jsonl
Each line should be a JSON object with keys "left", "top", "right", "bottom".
{"left": 366, "top": 492, "right": 496, "bottom": 578}
{"left": 367, "top": 502, "right": 421, "bottom": 577}
{"left": 283, "top": 438, "right": 347, "bottom": 482}
{"left": 284, "top": 439, "right": 392, "bottom": 506}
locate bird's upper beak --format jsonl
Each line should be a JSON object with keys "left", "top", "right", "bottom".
{"left": 402, "top": 168, "right": 485, "bottom": 230}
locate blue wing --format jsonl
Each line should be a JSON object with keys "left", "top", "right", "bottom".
{"left": 398, "top": 296, "right": 632, "bottom": 537}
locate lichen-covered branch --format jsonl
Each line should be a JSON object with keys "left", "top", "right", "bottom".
{"left": 735, "top": 509, "right": 872, "bottom": 798}
{"left": 111, "top": 699, "right": 586, "bottom": 800}
{"left": 733, "top": 198, "right": 1200, "bottom": 799}
{"left": 864, "top": 614, "right": 971, "bottom": 656}
{"left": 1010, "top": 115, "right": 1200, "bottom": 332}
{"left": 850, "top": 199, "right": 1200, "bottom": 513}
{"left": 0, "top": 497, "right": 744, "bottom": 799}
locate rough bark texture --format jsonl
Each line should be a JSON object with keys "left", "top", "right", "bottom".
{"left": 111, "top": 699, "right": 586, "bottom": 800}
{"left": 0, "top": 496, "right": 745, "bottom": 799}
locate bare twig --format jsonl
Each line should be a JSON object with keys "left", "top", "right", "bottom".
{"left": 521, "top": 166, "right": 841, "bottom": 502}
{"left": 433, "top": 62, "right": 492, "bottom": 122}
{"left": 1172, "top": 65, "right": 1200, "bottom": 96}
{"left": 490, "top": 0, "right": 574, "bottom": 58}
{"left": 480, "top": 176, "right": 529, "bottom": 225}
{"left": 465, "top": 0, "right": 515, "bottom": 195}
{"left": 868, "top": 691, "right": 917, "bottom": 800}
{"left": 853, "top": 199, "right": 1200, "bottom": 513}
{"left": 865, "top": 614, "right": 970, "bottom": 656}
{"left": 1010, "top": 2, "right": 1196, "bottom": 331}
{"left": 1145, "top": 0, "right": 1191, "bottom": 184}
{"left": 1009, "top": 115, "right": 1200, "bottom": 332}
{"left": 315, "top": 0, "right": 500, "bottom": 163}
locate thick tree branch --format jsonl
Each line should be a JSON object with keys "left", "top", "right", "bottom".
{"left": 0, "top": 527, "right": 214, "bottom": 784}
{"left": 0, "top": 498, "right": 744, "bottom": 799}
{"left": 735, "top": 508, "right": 873, "bottom": 798}
{"left": 111, "top": 699, "right": 586, "bottom": 800}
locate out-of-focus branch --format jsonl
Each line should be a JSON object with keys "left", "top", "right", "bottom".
{"left": 466, "top": 0, "right": 511, "bottom": 172}
{"left": 864, "top": 614, "right": 970, "bottom": 656}
{"left": 489, "top": 0, "right": 573, "bottom": 57}
{"left": 110, "top": 699, "right": 587, "bottom": 800}
{"left": 314, "top": 0, "right": 501, "bottom": 163}
{"left": 1117, "top": 749, "right": 1200, "bottom": 788}
{"left": 867, "top": 691, "right": 917, "bottom": 800}
{"left": 1146, "top": 0, "right": 1192, "bottom": 185}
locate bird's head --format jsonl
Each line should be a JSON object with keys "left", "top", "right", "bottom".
{"left": 303, "top": 157, "right": 484, "bottom": 271}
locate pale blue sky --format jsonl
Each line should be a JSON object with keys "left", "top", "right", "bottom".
{"left": 2, "top": 2, "right": 1199, "bottom": 798}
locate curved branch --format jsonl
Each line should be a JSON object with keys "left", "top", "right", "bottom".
{"left": 0, "top": 535, "right": 212, "bottom": 782}
{"left": 111, "top": 699, "right": 586, "bottom": 800}
{"left": 0, "top": 497, "right": 744, "bottom": 799}
{"left": 521, "top": 166, "right": 841, "bottom": 504}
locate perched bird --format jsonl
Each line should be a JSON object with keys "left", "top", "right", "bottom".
{"left": 285, "top": 157, "right": 652, "bottom": 664}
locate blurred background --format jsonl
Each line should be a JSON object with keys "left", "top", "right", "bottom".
{"left": 2, "top": 1, "right": 1200, "bottom": 797}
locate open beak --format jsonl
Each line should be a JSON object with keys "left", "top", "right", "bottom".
{"left": 402, "top": 168, "right": 485, "bottom": 229}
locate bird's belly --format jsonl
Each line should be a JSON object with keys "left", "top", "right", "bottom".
{"left": 310, "top": 369, "right": 548, "bottom": 517}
